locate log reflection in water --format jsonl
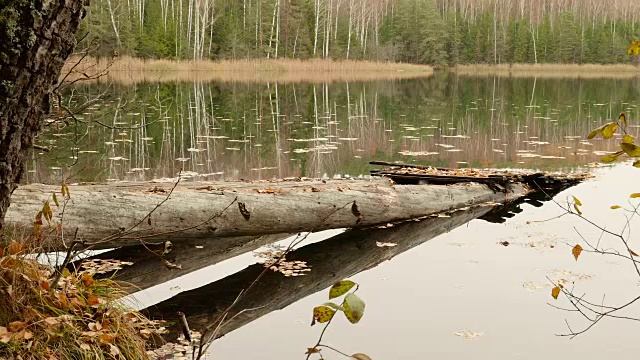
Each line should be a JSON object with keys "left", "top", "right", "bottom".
{"left": 83, "top": 233, "right": 292, "bottom": 293}
{"left": 144, "top": 204, "right": 494, "bottom": 342}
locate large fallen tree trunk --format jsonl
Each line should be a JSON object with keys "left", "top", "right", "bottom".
{"left": 6, "top": 179, "right": 532, "bottom": 250}
{"left": 144, "top": 204, "right": 494, "bottom": 343}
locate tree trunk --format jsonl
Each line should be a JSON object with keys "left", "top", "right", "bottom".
{"left": 0, "top": 0, "right": 86, "bottom": 227}
{"left": 6, "top": 179, "right": 529, "bottom": 250}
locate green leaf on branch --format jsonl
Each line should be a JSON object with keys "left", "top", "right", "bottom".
{"left": 621, "top": 142, "right": 640, "bottom": 157}
{"left": 312, "top": 305, "right": 336, "bottom": 325}
{"left": 329, "top": 280, "right": 356, "bottom": 299}
{"left": 601, "top": 151, "right": 625, "bottom": 163}
{"left": 342, "top": 293, "right": 365, "bottom": 324}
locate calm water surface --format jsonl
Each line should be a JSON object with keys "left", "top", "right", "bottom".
{"left": 39, "top": 74, "right": 640, "bottom": 359}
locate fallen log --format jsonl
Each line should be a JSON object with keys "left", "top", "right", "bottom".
{"left": 144, "top": 204, "right": 495, "bottom": 342}
{"left": 6, "top": 178, "right": 535, "bottom": 250}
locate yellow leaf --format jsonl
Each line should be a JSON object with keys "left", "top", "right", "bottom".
{"left": 52, "top": 193, "right": 59, "bottom": 207}
{"left": 631, "top": 250, "right": 639, "bottom": 257}
{"left": 342, "top": 293, "right": 365, "bottom": 324}
{"left": 312, "top": 306, "right": 336, "bottom": 325}
{"left": 603, "top": 122, "right": 619, "bottom": 139}
{"left": 572, "top": 196, "right": 582, "bottom": 206}
{"left": 329, "top": 280, "right": 356, "bottom": 299}
{"left": 623, "top": 134, "right": 635, "bottom": 144}
{"left": 551, "top": 286, "right": 561, "bottom": 300}
{"left": 573, "top": 203, "right": 582, "bottom": 216}
{"left": 628, "top": 40, "right": 640, "bottom": 55}
{"left": 621, "top": 142, "right": 640, "bottom": 157}
{"left": 81, "top": 273, "right": 95, "bottom": 287}
{"left": 588, "top": 122, "right": 618, "bottom": 140}
{"left": 630, "top": 193, "right": 640, "bottom": 198}
{"left": 634, "top": 160, "right": 640, "bottom": 168}
{"left": 572, "top": 244, "right": 583, "bottom": 261}
{"left": 619, "top": 112, "right": 629, "bottom": 127}
{"left": 351, "top": 354, "right": 373, "bottom": 360}
{"left": 601, "top": 151, "right": 625, "bottom": 163}
{"left": 610, "top": 205, "right": 621, "bottom": 209}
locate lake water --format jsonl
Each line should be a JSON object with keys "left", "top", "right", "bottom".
{"left": 37, "top": 73, "right": 640, "bottom": 359}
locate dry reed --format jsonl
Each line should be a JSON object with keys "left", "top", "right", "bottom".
{"left": 454, "top": 63, "right": 640, "bottom": 79}
{"left": 62, "top": 56, "right": 433, "bottom": 84}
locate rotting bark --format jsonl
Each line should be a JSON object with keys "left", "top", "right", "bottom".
{"left": 0, "top": 0, "right": 86, "bottom": 226}
{"left": 6, "top": 179, "right": 530, "bottom": 250}
{"left": 144, "top": 204, "right": 494, "bottom": 343}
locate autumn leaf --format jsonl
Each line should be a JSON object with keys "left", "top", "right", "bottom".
{"left": 52, "top": 192, "right": 59, "bottom": 207}
{"left": 573, "top": 203, "right": 582, "bottom": 216}
{"left": 619, "top": 112, "right": 629, "bottom": 127}
{"left": 305, "top": 348, "right": 321, "bottom": 355}
{"left": 87, "top": 295, "right": 100, "bottom": 306}
{"left": 572, "top": 196, "right": 582, "bottom": 206}
{"left": 342, "top": 293, "right": 366, "bottom": 324}
{"left": 329, "top": 280, "right": 356, "bottom": 299}
{"left": 8, "top": 241, "right": 23, "bottom": 255}
{"left": 8, "top": 321, "right": 26, "bottom": 332}
{"left": 634, "top": 160, "right": 640, "bottom": 168}
{"left": 630, "top": 249, "right": 639, "bottom": 257}
{"left": 630, "top": 193, "right": 640, "bottom": 198}
{"left": 623, "top": 134, "right": 635, "bottom": 144}
{"left": 601, "top": 151, "right": 625, "bottom": 163}
{"left": 572, "top": 244, "right": 583, "bottom": 261}
{"left": 621, "top": 142, "right": 640, "bottom": 157}
{"left": 610, "top": 205, "right": 621, "bottom": 209}
{"left": 81, "top": 273, "right": 95, "bottom": 287}
{"left": 312, "top": 305, "right": 336, "bottom": 325}
{"left": 628, "top": 40, "right": 640, "bottom": 55}
{"left": 351, "top": 354, "right": 373, "bottom": 360}
{"left": 588, "top": 122, "right": 618, "bottom": 140}
{"left": 551, "top": 286, "right": 562, "bottom": 300}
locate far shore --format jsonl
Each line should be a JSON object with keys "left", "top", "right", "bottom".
{"left": 453, "top": 63, "right": 640, "bottom": 78}
{"left": 62, "top": 56, "right": 434, "bottom": 84}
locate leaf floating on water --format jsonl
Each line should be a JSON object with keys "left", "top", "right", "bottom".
{"left": 312, "top": 306, "right": 336, "bottom": 325}
{"left": 238, "top": 202, "right": 250, "bottom": 220}
{"left": 453, "top": 329, "right": 484, "bottom": 340}
{"left": 551, "top": 285, "right": 562, "bottom": 300}
{"left": 572, "top": 244, "right": 583, "bottom": 261}
{"left": 329, "top": 280, "right": 356, "bottom": 299}
{"left": 376, "top": 242, "right": 398, "bottom": 247}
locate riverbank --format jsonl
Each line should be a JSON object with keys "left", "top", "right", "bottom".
{"left": 454, "top": 63, "right": 640, "bottom": 78}
{"left": 62, "top": 56, "right": 434, "bottom": 84}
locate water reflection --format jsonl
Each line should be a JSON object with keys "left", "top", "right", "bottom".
{"left": 28, "top": 75, "right": 638, "bottom": 184}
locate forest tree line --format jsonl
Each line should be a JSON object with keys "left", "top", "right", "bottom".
{"left": 83, "top": 0, "right": 640, "bottom": 65}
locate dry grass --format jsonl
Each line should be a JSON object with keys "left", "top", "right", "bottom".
{"left": 454, "top": 63, "right": 640, "bottom": 78}
{"left": 0, "top": 201, "right": 165, "bottom": 360}
{"left": 61, "top": 56, "right": 433, "bottom": 84}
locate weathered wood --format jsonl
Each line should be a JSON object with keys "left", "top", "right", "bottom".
{"left": 144, "top": 204, "right": 494, "bottom": 342}
{"left": 6, "top": 179, "right": 529, "bottom": 250}
{"left": 80, "top": 233, "right": 292, "bottom": 293}
{"left": 0, "top": 0, "right": 86, "bottom": 225}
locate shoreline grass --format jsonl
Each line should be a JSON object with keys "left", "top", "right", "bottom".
{"left": 453, "top": 63, "right": 640, "bottom": 78}
{"left": 62, "top": 56, "right": 434, "bottom": 84}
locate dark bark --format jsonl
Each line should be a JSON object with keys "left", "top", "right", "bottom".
{"left": 0, "top": 0, "right": 86, "bottom": 226}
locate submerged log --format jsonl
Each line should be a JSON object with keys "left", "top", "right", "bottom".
{"left": 6, "top": 178, "right": 533, "bottom": 250}
{"left": 145, "top": 204, "right": 495, "bottom": 342}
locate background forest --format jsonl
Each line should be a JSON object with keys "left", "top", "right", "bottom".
{"left": 84, "top": 0, "right": 640, "bottom": 66}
